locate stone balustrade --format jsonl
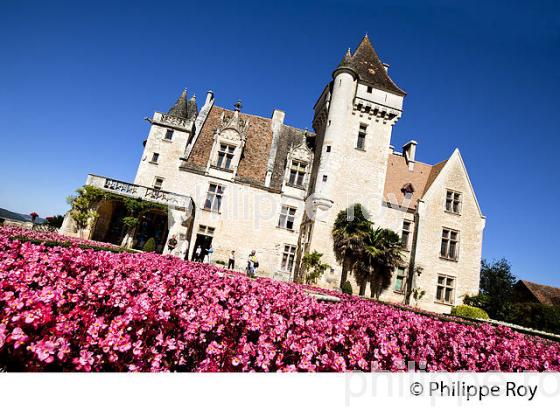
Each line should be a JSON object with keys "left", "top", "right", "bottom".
{"left": 86, "top": 174, "right": 192, "bottom": 209}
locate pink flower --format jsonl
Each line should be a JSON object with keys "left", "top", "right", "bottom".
{"left": 1, "top": 225, "right": 560, "bottom": 373}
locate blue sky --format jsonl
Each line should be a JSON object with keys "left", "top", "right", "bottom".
{"left": 1, "top": 0, "right": 559, "bottom": 285}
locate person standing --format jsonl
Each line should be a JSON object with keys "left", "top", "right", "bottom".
{"left": 246, "top": 250, "right": 258, "bottom": 278}
{"left": 206, "top": 245, "right": 214, "bottom": 263}
{"left": 228, "top": 250, "right": 236, "bottom": 269}
{"left": 194, "top": 245, "right": 202, "bottom": 262}
{"left": 180, "top": 238, "right": 189, "bottom": 260}
{"left": 167, "top": 234, "right": 178, "bottom": 255}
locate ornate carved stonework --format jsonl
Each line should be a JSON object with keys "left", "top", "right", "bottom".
{"left": 160, "top": 114, "right": 188, "bottom": 128}
{"left": 217, "top": 111, "right": 250, "bottom": 142}
{"left": 289, "top": 141, "right": 313, "bottom": 163}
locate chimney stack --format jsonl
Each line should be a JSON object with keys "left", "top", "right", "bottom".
{"left": 383, "top": 63, "right": 390, "bottom": 72}
{"left": 205, "top": 90, "right": 214, "bottom": 106}
{"left": 402, "top": 140, "right": 417, "bottom": 171}
{"left": 272, "top": 109, "right": 285, "bottom": 124}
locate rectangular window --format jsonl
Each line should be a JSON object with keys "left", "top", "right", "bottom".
{"left": 288, "top": 160, "right": 306, "bottom": 187}
{"left": 322, "top": 175, "right": 328, "bottom": 182}
{"left": 153, "top": 177, "right": 164, "bottom": 190}
{"left": 164, "top": 129, "right": 174, "bottom": 140}
{"left": 281, "top": 244, "right": 297, "bottom": 272}
{"left": 216, "top": 144, "right": 235, "bottom": 170}
{"left": 278, "top": 205, "right": 297, "bottom": 230}
{"left": 150, "top": 152, "right": 160, "bottom": 163}
{"left": 357, "top": 124, "right": 367, "bottom": 150}
{"left": 204, "top": 183, "right": 224, "bottom": 212}
{"left": 436, "top": 274, "right": 455, "bottom": 304}
{"left": 366, "top": 86, "right": 373, "bottom": 93}
{"left": 326, "top": 145, "right": 331, "bottom": 152}
{"left": 394, "top": 267, "right": 406, "bottom": 293}
{"left": 440, "top": 228, "right": 459, "bottom": 260}
{"left": 445, "top": 190, "right": 462, "bottom": 214}
{"left": 198, "top": 225, "right": 215, "bottom": 236}
{"left": 401, "top": 220, "right": 412, "bottom": 250}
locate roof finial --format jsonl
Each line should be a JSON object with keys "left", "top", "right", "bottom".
{"left": 234, "top": 100, "right": 242, "bottom": 112}
{"left": 180, "top": 88, "right": 187, "bottom": 99}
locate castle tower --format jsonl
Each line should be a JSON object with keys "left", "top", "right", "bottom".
{"left": 304, "top": 35, "right": 406, "bottom": 286}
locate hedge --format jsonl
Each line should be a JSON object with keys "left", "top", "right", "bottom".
{"left": 451, "top": 305, "right": 490, "bottom": 320}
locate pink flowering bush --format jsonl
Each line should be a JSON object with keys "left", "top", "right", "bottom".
{"left": 0, "top": 226, "right": 122, "bottom": 251}
{"left": 1, "top": 232, "right": 559, "bottom": 372}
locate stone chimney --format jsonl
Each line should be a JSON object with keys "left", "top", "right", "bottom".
{"left": 205, "top": 90, "right": 214, "bottom": 105}
{"left": 265, "top": 109, "right": 286, "bottom": 187}
{"left": 403, "top": 140, "right": 417, "bottom": 171}
{"left": 383, "top": 63, "right": 390, "bottom": 72}
{"left": 272, "top": 109, "right": 285, "bottom": 124}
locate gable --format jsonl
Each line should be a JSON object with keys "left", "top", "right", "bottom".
{"left": 421, "top": 149, "right": 484, "bottom": 219}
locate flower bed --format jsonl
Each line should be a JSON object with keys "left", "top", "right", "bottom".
{"left": 1, "top": 233, "right": 559, "bottom": 372}
{"left": 0, "top": 226, "right": 125, "bottom": 252}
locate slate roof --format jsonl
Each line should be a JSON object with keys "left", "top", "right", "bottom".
{"left": 167, "top": 89, "right": 189, "bottom": 118}
{"left": 167, "top": 90, "right": 198, "bottom": 120}
{"left": 516, "top": 280, "right": 560, "bottom": 306}
{"left": 340, "top": 35, "right": 406, "bottom": 96}
{"left": 383, "top": 153, "right": 447, "bottom": 210}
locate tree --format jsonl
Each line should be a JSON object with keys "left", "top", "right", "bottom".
{"left": 67, "top": 187, "right": 100, "bottom": 238}
{"left": 143, "top": 237, "right": 156, "bottom": 252}
{"left": 301, "top": 251, "right": 330, "bottom": 284}
{"left": 332, "top": 204, "right": 372, "bottom": 288}
{"left": 354, "top": 227, "right": 404, "bottom": 298}
{"left": 478, "top": 258, "right": 517, "bottom": 319}
{"left": 45, "top": 215, "right": 64, "bottom": 229}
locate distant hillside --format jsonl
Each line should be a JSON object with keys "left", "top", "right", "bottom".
{"left": 0, "top": 208, "right": 46, "bottom": 224}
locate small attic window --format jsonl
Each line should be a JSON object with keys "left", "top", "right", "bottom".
{"left": 367, "top": 86, "right": 373, "bottom": 93}
{"left": 401, "top": 183, "right": 415, "bottom": 195}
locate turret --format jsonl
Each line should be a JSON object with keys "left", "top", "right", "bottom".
{"left": 311, "top": 53, "right": 358, "bottom": 210}
{"left": 303, "top": 34, "right": 407, "bottom": 286}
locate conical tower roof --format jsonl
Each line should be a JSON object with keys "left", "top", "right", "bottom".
{"left": 168, "top": 89, "right": 189, "bottom": 118}
{"left": 342, "top": 35, "right": 406, "bottom": 96}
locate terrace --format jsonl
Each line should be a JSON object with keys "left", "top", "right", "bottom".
{"left": 86, "top": 174, "right": 192, "bottom": 210}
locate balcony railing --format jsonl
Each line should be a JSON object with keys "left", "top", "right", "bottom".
{"left": 86, "top": 174, "right": 192, "bottom": 209}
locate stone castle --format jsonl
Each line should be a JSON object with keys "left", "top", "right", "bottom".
{"left": 61, "top": 35, "right": 485, "bottom": 313}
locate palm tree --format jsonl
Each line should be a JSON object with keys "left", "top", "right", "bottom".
{"left": 332, "top": 204, "right": 372, "bottom": 288}
{"left": 354, "top": 227, "right": 404, "bottom": 298}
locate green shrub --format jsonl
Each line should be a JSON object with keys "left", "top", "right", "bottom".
{"left": 302, "top": 251, "right": 330, "bottom": 285}
{"left": 214, "top": 260, "right": 226, "bottom": 266}
{"left": 451, "top": 305, "right": 490, "bottom": 320}
{"left": 463, "top": 294, "right": 492, "bottom": 310}
{"left": 341, "top": 280, "right": 353, "bottom": 295}
{"left": 143, "top": 238, "right": 156, "bottom": 252}
{"left": 506, "top": 303, "right": 560, "bottom": 335}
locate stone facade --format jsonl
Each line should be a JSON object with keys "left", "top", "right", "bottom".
{"left": 62, "top": 35, "right": 485, "bottom": 313}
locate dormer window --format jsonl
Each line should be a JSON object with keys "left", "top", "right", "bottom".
{"left": 401, "top": 183, "right": 415, "bottom": 196}
{"left": 216, "top": 144, "right": 235, "bottom": 170}
{"left": 288, "top": 160, "right": 307, "bottom": 188}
